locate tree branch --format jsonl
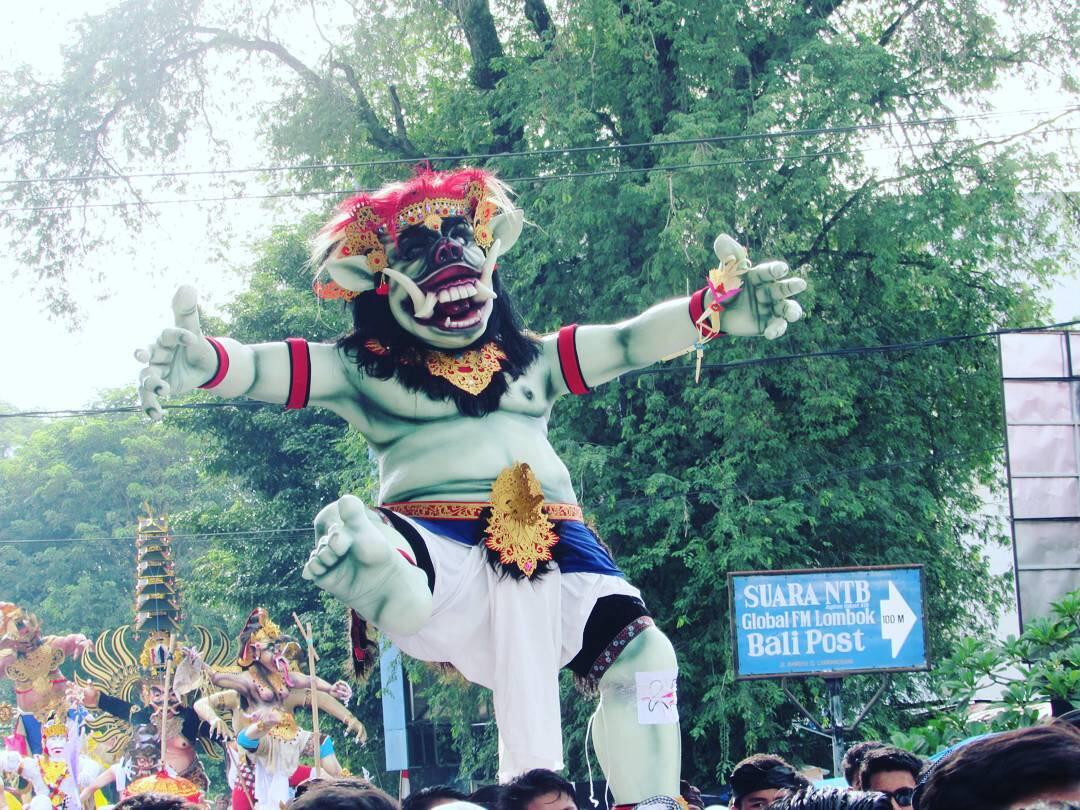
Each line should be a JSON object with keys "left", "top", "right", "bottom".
{"left": 524, "top": 0, "right": 556, "bottom": 43}
{"left": 437, "top": 0, "right": 506, "bottom": 91}
{"left": 388, "top": 84, "right": 408, "bottom": 141}
{"left": 188, "top": 26, "right": 326, "bottom": 89}
{"left": 328, "top": 60, "right": 418, "bottom": 158}
{"left": 795, "top": 178, "right": 875, "bottom": 267}
{"left": 878, "top": 0, "right": 930, "bottom": 47}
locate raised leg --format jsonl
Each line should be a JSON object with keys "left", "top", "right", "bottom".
{"left": 592, "top": 626, "right": 681, "bottom": 805}
{"left": 302, "top": 495, "right": 432, "bottom": 637}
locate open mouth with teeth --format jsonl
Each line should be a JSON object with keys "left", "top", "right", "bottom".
{"left": 410, "top": 264, "right": 495, "bottom": 331}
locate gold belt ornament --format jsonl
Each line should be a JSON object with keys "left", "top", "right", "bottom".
{"left": 267, "top": 712, "right": 299, "bottom": 741}
{"left": 381, "top": 499, "right": 583, "bottom": 522}
{"left": 382, "top": 463, "right": 578, "bottom": 577}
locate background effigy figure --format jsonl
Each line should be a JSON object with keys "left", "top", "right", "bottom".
{"left": 190, "top": 609, "right": 363, "bottom": 810}
{"left": 72, "top": 630, "right": 227, "bottom": 793}
{"left": 77, "top": 724, "right": 162, "bottom": 804}
{"left": 136, "top": 168, "right": 806, "bottom": 808}
{"left": 0, "top": 718, "right": 101, "bottom": 810}
{"left": 0, "top": 605, "right": 91, "bottom": 756}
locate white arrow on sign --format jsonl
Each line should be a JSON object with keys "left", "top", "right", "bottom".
{"left": 880, "top": 581, "right": 917, "bottom": 657}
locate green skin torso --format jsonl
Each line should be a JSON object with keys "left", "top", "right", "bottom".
{"left": 314, "top": 336, "right": 572, "bottom": 504}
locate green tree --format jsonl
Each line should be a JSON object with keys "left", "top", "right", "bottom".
{"left": 891, "top": 588, "right": 1080, "bottom": 755}
{"left": 0, "top": 391, "right": 242, "bottom": 635}
{"left": 4, "top": 0, "right": 1079, "bottom": 786}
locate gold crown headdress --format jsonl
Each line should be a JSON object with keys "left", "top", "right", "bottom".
{"left": 311, "top": 167, "right": 520, "bottom": 301}
{"left": 237, "top": 608, "right": 297, "bottom": 667}
{"left": 137, "top": 631, "right": 182, "bottom": 682}
{"left": 41, "top": 718, "right": 67, "bottom": 739}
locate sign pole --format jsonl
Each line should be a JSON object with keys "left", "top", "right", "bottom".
{"left": 826, "top": 678, "right": 844, "bottom": 780}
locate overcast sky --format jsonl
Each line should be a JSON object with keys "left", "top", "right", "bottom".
{"left": 0, "top": 1, "right": 1077, "bottom": 413}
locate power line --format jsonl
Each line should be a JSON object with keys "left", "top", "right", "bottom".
{"left": 630, "top": 319, "right": 1080, "bottom": 379}
{"left": 4, "top": 123, "right": 1077, "bottom": 214}
{"left": 0, "top": 446, "right": 1003, "bottom": 547}
{"left": 1, "top": 401, "right": 266, "bottom": 419}
{"left": 1, "top": 320, "right": 1076, "bottom": 422}
{"left": 0, "top": 527, "right": 313, "bottom": 545}
{"left": 3, "top": 105, "right": 1074, "bottom": 188}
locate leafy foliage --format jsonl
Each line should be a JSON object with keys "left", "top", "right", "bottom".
{"left": 1, "top": 0, "right": 1079, "bottom": 789}
{"left": 891, "top": 588, "right": 1080, "bottom": 755}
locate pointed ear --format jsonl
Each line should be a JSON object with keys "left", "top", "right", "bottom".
{"left": 489, "top": 207, "right": 524, "bottom": 254}
{"left": 325, "top": 255, "right": 377, "bottom": 293}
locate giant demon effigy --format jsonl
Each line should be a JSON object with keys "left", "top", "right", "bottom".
{"left": 0, "top": 605, "right": 91, "bottom": 757}
{"left": 70, "top": 511, "right": 232, "bottom": 799}
{"left": 189, "top": 607, "right": 366, "bottom": 810}
{"left": 136, "top": 168, "right": 806, "bottom": 809}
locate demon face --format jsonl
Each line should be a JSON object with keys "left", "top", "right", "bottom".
{"left": 140, "top": 682, "right": 182, "bottom": 717}
{"left": 0, "top": 604, "right": 42, "bottom": 652}
{"left": 314, "top": 169, "right": 523, "bottom": 352}
{"left": 383, "top": 216, "right": 497, "bottom": 349}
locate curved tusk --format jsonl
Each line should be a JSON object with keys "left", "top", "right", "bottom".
{"left": 381, "top": 268, "right": 436, "bottom": 318}
{"left": 472, "top": 281, "right": 497, "bottom": 302}
{"left": 479, "top": 238, "right": 502, "bottom": 292}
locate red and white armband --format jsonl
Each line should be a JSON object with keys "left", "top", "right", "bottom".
{"left": 556, "top": 324, "right": 590, "bottom": 396}
{"left": 688, "top": 276, "right": 742, "bottom": 341}
{"left": 196, "top": 336, "right": 311, "bottom": 408}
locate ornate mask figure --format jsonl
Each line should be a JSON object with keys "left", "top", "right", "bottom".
{"left": 312, "top": 168, "right": 523, "bottom": 350}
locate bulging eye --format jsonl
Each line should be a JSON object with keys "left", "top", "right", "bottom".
{"left": 446, "top": 220, "right": 473, "bottom": 242}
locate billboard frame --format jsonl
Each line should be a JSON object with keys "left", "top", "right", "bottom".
{"left": 727, "top": 564, "right": 931, "bottom": 681}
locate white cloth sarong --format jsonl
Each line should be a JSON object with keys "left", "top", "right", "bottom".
{"left": 388, "top": 515, "right": 641, "bottom": 782}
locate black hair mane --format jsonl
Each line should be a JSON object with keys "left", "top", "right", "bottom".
{"left": 337, "top": 271, "right": 541, "bottom": 417}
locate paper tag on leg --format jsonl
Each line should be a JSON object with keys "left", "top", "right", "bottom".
{"left": 635, "top": 670, "right": 679, "bottom": 725}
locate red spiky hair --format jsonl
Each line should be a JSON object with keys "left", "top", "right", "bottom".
{"left": 312, "top": 167, "right": 512, "bottom": 301}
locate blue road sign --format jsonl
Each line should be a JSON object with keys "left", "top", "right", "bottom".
{"left": 728, "top": 566, "right": 928, "bottom": 679}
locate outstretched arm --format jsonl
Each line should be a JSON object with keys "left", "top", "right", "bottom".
{"left": 79, "top": 766, "right": 117, "bottom": 803}
{"left": 547, "top": 236, "right": 806, "bottom": 393}
{"left": 46, "top": 634, "right": 91, "bottom": 659}
{"left": 193, "top": 690, "right": 240, "bottom": 740}
{"left": 284, "top": 672, "right": 352, "bottom": 703}
{"left": 282, "top": 690, "right": 366, "bottom": 743}
{"left": 136, "top": 286, "right": 360, "bottom": 421}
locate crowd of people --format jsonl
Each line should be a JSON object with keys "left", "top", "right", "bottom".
{"left": 103, "top": 712, "right": 1080, "bottom": 810}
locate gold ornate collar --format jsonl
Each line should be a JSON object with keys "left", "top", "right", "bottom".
{"left": 364, "top": 339, "right": 507, "bottom": 396}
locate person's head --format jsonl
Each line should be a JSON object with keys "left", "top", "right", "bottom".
{"left": 729, "top": 755, "right": 811, "bottom": 810}
{"left": 857, "top": 747, "right": 923, "bottom": 809}
{"left": 468, "top": 784, "right": 508, "bottom": 810}
{"left": 1053, "top": 709, "right": 1080, "bottom": 733}
{"left": 500, "top": 770, "right": 577, "bottom": 810}
{"left": 113, "top": 795, "right": 201, "bottom": 810}
{"left": 764, "top": 788, "right": 890, "bottom": 810}
{"left": 402, "top": 786, "right": 469, "bottom": 810}
{"left": 842, "top": 742, "right": 887, "bottom": 787}
{"left": 914, "top": 724, "right": 1080, "bottom": 810}
{"left": 286, "top": 780, "right": 398, "bottom": 810}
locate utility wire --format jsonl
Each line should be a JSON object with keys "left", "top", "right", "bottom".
{"left": 0, "top": 527, "right": 314, "bottom": 545}
{"left": 632, "top": 318, "right": 1080, "bottom": 378}
{"left": 1, "top": 320, "right": 1076, "bottom": 422}
{"left": 0, "top": 446, "right": 1002, "bottom": 546}
{"left": 4, "top": 124, "right": 1077, "bottom": 214}
{"left": 2, "top": 105, "right": 1074, "bottom": 188}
